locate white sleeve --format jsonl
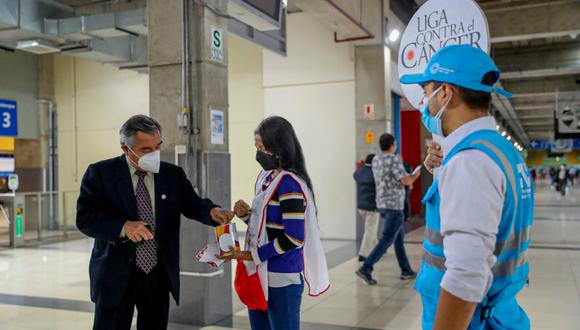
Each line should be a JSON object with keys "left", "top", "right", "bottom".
{"left": 438, "top": 150, "right": 506, "bottom": 303}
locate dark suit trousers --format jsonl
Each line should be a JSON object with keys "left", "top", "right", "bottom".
{"left": 93, "top": 263, "right": 170, "bottom": 330}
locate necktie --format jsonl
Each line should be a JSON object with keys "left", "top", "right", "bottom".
{"left": 135, "top": 170, "right": 157, "bottom": 274}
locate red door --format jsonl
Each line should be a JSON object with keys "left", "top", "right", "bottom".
{"left": 400, "top": 110, "right": 422, "bottom": 215}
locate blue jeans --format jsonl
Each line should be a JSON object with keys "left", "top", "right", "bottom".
{"left": 248, "top": 280, "right": 304, "bottom": 330}
{"left": 362, "top": 208, "right": 411, "bottom": 273}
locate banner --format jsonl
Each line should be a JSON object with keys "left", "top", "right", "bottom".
{"left": 398, "top": 0, "right": 490, "bottom": 108}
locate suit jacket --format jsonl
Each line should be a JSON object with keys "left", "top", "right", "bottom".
{"left": 76, "top": 155, "right": 218, "bottom": 308}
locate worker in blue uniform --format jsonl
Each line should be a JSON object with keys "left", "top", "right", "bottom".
{"left": 400, "top": 45, "right": 534, "bottom": 330}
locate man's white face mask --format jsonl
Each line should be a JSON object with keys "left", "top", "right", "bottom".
{"left": 128, "top": 147, "right": 161, "bottom": 173}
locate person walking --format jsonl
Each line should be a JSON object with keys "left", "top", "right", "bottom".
{"left": 354, "top": 154, "right": 380, "bottom": 262}
{"left": 355, "top": 133, "right": 420, "bottom": 285}
{"left": 558, "top": 164, "right": 568, "bottom": 196}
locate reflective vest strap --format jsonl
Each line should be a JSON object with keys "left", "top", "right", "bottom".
{"left": 422, "top": 248, "right": 446, "bottom": 271}
{"left": 493, "top": 226, "right": 532, "bottom": 256}
{"left": 470, "top": 139, "right": 519, "bottom": 211}
{"left": 425, "top": 226, "right": 532, "bottom": 257}
{"left": 422, "top": 247, "right": 529, "bottom": 278}
{"left": 492, "top": 251, "right": 529, "bottom": 278}
{"left": 424, "top": 227, "right": 443, "bottom": 246}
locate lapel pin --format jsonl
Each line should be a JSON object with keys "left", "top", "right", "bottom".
{"left": 161, "top": 194, "right": 167, "bottom": 200}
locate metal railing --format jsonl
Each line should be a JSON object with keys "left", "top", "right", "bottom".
{"left": 4, "top": 190, "right": 82, "bottom": 245}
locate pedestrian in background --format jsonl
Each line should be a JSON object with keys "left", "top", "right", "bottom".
{"left": 354, "top": 154, "right": 380, "bottom": 262}
{"left": 355, "top": 133, "right": 420, "bottom": 285}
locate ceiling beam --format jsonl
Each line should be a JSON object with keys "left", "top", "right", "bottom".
{"left": 486, "top": 1, "right": 580, "bottom": 43}
{"left": 494, "top": 42, "right": 580, "bottom": 79}
{"left": 522, "top": 122, "right": 553, "bottom": 127}
{"left": 521, "top": 117, "right": 553, "bottom": 123}
{"left": 518, "top": 115, "right": 554, "bottom": 120}
{"left": 502, "top": 75, "right": 580, "bottom": 95}
{"left": 501, "top": 67, "right": 580, "bottom": 80}
{"left": 513, "top": 104, "right": 554, "bottom": 111}
{"left": 510, "top": 91, "right": 580, "bottom": 100}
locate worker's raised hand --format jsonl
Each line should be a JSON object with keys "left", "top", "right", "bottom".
{"left": 424, "top": 141, "right": 443, "bottom": 173}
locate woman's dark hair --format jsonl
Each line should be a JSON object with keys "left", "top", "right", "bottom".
{"left": 255, "top": 116, "right": 314, "bottom": 194}
{"left": 365, "top": 154, "right": 375, "bottom": 165}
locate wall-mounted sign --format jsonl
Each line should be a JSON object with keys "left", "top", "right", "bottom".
{"left": 0, "top": 99, "right": 18, "bottom": 137}
{"left": 211, "top": 26, "right": 225, "bottom": 63}
{"left": 551, "top": 139, "right": 573, "bottom": 153}
{"left": 365, "top": 131, "right": 375, "bottom": 144}
{"left": 210, "top": 109, "right": 224, "bottom": 145}
{"left": 530, "top": 139, "right": 579, "bottom": 151}
{"left": 398, "top": 0, "right": 490, "bottom": 108}
{"left": 363, "top": 104, "right": 375, "bottom": 121}
{"left": 557, "top": 107, "right": 579, "bottom": 135}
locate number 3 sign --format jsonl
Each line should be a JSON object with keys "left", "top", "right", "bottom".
{"left": 0, "top": 99, "right": 18, "bottom": 137}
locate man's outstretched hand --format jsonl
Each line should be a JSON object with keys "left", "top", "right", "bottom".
{"left": 210, "top": 207, "right": 235, "bottom": 225}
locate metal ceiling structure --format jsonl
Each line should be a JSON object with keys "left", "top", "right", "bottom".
{"left": 479, "top": 0, "right": 580, "bottom": 144}
{"left": 0, "top": 0, "right": 576, "bottom": 146}
{"left": 0, "top": 0, "right": 148, "bottom": 70}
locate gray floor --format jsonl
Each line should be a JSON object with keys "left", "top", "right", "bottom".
{"left": 0, "top": 181, "right": 578, "bottom": 329}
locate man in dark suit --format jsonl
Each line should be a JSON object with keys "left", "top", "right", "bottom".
{"left": 76, "top": 115, "right": 234, "bottom": 330}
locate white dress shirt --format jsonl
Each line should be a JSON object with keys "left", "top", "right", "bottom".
{"left": 438, "top": 116, "right": 506, "bottom": 303}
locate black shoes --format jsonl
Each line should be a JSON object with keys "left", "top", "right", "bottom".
{"left": 400, "top": 270, "right": 417, "bottom": 280}
{"left": 356, "top": 267, "right": 417, "bottom": 284}
{"left": 358, "top": 256, "right": 366, "bottom": 262}
{"left": 355, "top": 267, "right": 377, "bottom": 285}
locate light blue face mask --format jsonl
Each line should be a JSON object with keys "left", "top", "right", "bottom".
{"left": 420, "top": 86, "right": 452, "bottom": 137}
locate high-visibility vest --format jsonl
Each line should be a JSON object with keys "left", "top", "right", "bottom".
{"left": 417, "top": 129, "right": 534, "bottom": 330}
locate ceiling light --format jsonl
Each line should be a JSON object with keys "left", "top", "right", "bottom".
{"left": 496, "top": 125, "right": 500, "bottom": 130}
{"left": 388, "top": 29, "right": 400, "bottom": 43}
{"left": 501, "top": 131, "right": 507, "bottom": 136}
{"left": 507, "top": 136, "right": 511, "bottom": 141}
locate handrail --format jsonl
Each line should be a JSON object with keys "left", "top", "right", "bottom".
{"left": 15, "top": 190, "right": 79, "bottom": 197}
{"left": 12, "top": 191, "right": 80, "bottom": 241}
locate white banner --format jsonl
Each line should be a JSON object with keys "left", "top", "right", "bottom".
{"left": 398, "top": 0, "right": 490, "bottom": 108}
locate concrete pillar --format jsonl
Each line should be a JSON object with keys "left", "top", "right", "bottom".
{"left": 354, "top": 45, "right": 393, "bottom": 161}
{"left": 353, "top": 1, "right": 393, "bottom": 250}
{"left": 148, "top": 0, "right": 232, "bottom": 326}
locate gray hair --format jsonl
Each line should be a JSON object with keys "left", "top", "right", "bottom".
{"left": 119, "top": 115, "right": 162, "bottom": 147}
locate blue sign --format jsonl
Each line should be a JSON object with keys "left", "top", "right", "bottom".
{"left": 0, "top": 100, "right": 17, "bottom": 137}
{"left": 529, "top": 140, "right": 551, "bottom": 150}
{"left": 530, "top": 139, "right": 580, "bottom": 151}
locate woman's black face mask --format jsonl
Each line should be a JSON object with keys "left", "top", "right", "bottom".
{"left": 256, "top": 150, "right": 280, "bottom": 171}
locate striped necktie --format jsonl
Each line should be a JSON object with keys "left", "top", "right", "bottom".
{"left": 135, "top": 170, "right": 157, "bottom": 274}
